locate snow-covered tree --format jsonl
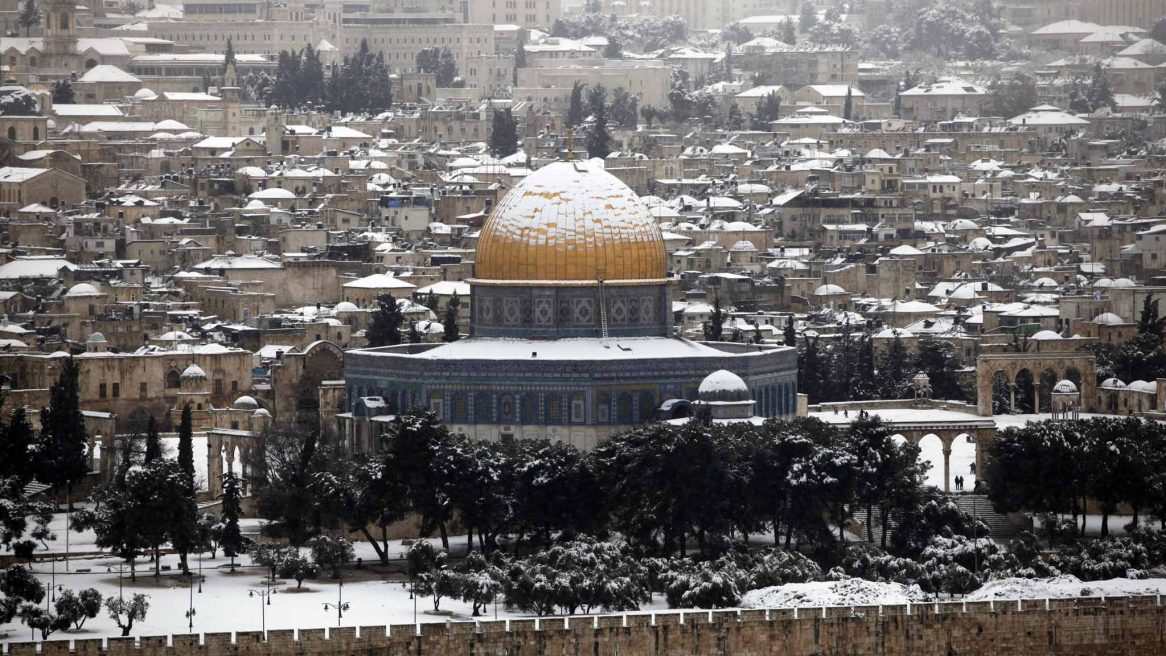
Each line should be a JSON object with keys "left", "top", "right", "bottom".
{"left": 105, "top": 594, "right": 148, "bottom": 637}
{"left": 308, "top": 535, "right": 353, "bottom": 579}
{"left": 54, "top": 588, "right": 102, "bottom": 630}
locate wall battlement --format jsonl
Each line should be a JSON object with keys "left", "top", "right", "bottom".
{"left": 5, "top": 595, "right": 1166, "bottom": 655}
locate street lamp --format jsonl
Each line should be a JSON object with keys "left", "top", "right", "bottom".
{"left": 248, "top": 588, "right": 276, "bottom": 636}
{"left": 322, "top": 579, "right": 350, "bottom": 627}
{"left": 187, "top": 575, "right": 196, "bottom": 630}
{"left": 107, "top": 563, "right": 131, "bottom": 601}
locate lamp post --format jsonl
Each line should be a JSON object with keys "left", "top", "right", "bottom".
{"left": 107, "top": 563, "right": 131, "bottom": 601}
{"left": 248, "top": 588, "right": 276, "bottom": 637}
{"left": 186, "top": 575, "right": 196, "bottom": 630}
{"left": 322, "top": 579, "right": 350, "bottom": 627}
{"left": 197, "top": 551, "right": 203, "bottom": 593}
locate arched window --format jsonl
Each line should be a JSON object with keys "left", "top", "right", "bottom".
{"left": 31, "top": 127, "right": 38, "bottom": 141}
{"left": 617, "top": 392, "right": 633, "bottom": 423}
{"left": 6, "top": 127, "right": 15, "bottom": 141}
{"left": 596, "top": 393, "right": 611, "bottom": 423}
{"left": 474, "top": 392, "right": 493, "bottom": 422}
{"left": 452, "top": 392, "right": 467, "bottom": 422}
{"left": 638, "top": 391, "right": 655, "bottom": 421}
{"left": 499, "top": 394, "right": 515, "bottom": 423}
{"left": 521, "top": 394, "right": 538, "bottom": 424}
{"left": 165, "top": 369, "right": 181, "bottom": 389}
{"left": 546, "top": 394, "right": 562, "bottom": 424}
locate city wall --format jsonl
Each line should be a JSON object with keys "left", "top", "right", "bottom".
{"left": 6, "top": 595, "right": 1166, "bottom": 655}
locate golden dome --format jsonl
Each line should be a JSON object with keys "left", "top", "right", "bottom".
{"left": 474, "top": 161, "right": 666, "bottom": 282}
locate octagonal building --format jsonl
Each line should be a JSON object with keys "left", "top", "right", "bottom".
{"left": 342, "top": 160, "right": 797, "bottom": 450}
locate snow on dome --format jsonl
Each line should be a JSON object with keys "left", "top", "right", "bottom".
{"left": 65, "top": 282, "right": 101, "bottom": 297}
{"left": 697, "top": 369, "right": 751, "bottom": 402}
{"left": 86, "top": 332, "right": 107, "bottom": 342}
{"left": 253, "top": 408, "right": 272, "bottom": 418}
{"left": 233, "top": 395, "right": 259, "bottom": 409}
{"left": 1101, "top": 377, "right": 1126, "bottom": 389}
{"left": 969, "top": 237, "right": 994, "bottom": 251}
{"left": 1052, "top": 379, "right": 1078, "bottom": 394}
{"left": 874, "top": 328, "right": 913, "bottom": 339}
{"left": 195, "top": 343, "right": 230, "bottom": 354}
{"left": 1093, "top": 312, "right": 1124, "bottom": 325}
{"left": 1032, "top": 330, "right": 1062, "bottom": 340}
{"left": 1094, "top": 278, "right": 1114, "bottom": 288}
{"left": 157, "top": 330, "right": 195, "bottom": 341}
{"left": 181, "top": 363, "right": 207, "bottom": 379}
{"left": 249, "top": 188, "right": 296, "bottom": 200}
{"left": 134, "top": 87, "right": 157, "bottom": 99}
{"left": 48, "top": 351, "right": 71, "bottom": 358}
{"left": 474, "top": 160, "right": 665, "bottom": 282}
{"left": 335, "top": 301, "right": 359, "bottom": 312}
{"left": 730, "top": 240, "right": 757, "bottom": 252}
{"left": 1110, "top": 277, "right": 1136, "bottom": 288}
{"left": 154, "top": 119, "right": 190, "bottom": 131}
{"left": 1128, "top": 380, "right": 1158, "bottom": 393}
{"left": 1031, "top": 277, "right": 1059, "bottom": 288}
{"left": 813, "top": 283, "right": 846, "bottom": 295}
{"left": 947, "top": 219, "right": 979, "bottom": 230}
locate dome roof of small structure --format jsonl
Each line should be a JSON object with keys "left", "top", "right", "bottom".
{"left": 1052, "top": 379, "right": 1078, "bottom": 394}
{"left": 1111, "top": 277, "right": 1136, "bottom": 288}
{"left": 1101, "top": 377, "right": 1126, "bottom": 389}
{"left": 874, "top": 328, "right": 913, "bottom": 338}
{"left": 1032, "top": 277, "right": 1059, "bottom": 288}
{"left": 1129, "top": 380, "right": 1158, "bottom": 393}
{"left": 233, "top": 395, "right": 259, "bottom": 410}
{"left": 195, "top": 343, "right": 229, "bottom": 354}
{"left": 253, "top": 408, "right": 271, "bottom": 418}
{"left": 697, "top": 369, "right": 751, "bottom": 403}
{"left": 181, "top": 363, "right": 207, "bottom": 379}
{"left": 86, "top": 332, "right": 107, "bottom": 342}
{"left": 1032, "top": 330, "right": 1062, "bottom": 340}
{"left": 335, "top": 301, "right": 359, "bottom": 312}
{"left": 813, "top": 283, "right": 846, "bottom": 295}
{"left": 65, "top": 283, "right": 101, "bottom": 297}
{"left": 1093, "top": 312, "right": 1124, "bottom": 325}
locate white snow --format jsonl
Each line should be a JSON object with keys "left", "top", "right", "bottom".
{"left": 741, "top": 579, "right": 929, "bottom": 609}
{"left": 966, "top": 575, "right": 1166, "bottom": 601}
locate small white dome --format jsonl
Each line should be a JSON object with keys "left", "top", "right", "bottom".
{"left": 1032, "top": 330, "right": 1062, "bottom": 340}
{"left": 1111, "top": 277, "right": 1136, "bottom": 288}
{"left": 195, "top": 343, "right": 230, "bottom": 354}
{"left": 181, "top": 363, "right": 207, "bottom": 379}
{"left": 65, "top": 283, "right": 101, "bottom": 297}
{"left": 874, "top": 328, "right": 913, "bottom": 339}
{"left": 1093, "top": 278, "right": 1114, "bottom": 288}
{"left": 698, "top": 369, "right": 751, "bottom": 402}
{"left": 947, "top": 219, "right": 979, "bottom": 230}
{"left": 253, "top": 408, "right": 272, "bottom": 418}
{"left": 813, "top": 283, "right": 847, "bottom": 296}
{"left": 1129, "top": 380, "right": 1158, "bottom": 393}
{"left": 335, "top": 301, "right": 359, "bottom": 312}
{"left": 1052, "top": 379, "right": 1078, "bottom": 394}
{"left": 1032, "top": 277, "right": 1059, "bottom": 288}
{"left": 233, "top": 395, "right": 259, "bottom": 410}
{"left": 1101, "top": 377, "right": 1126, "bottom": 389}
{"left": 86, "top": 332, "right": 108, "bottom": 342}
{"left": 1093, "top": 312, "right": 1124, "bottom": 325}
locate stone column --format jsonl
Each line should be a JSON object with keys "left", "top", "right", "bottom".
{"left": 207, "top": 437, "right": 223, "bottom": 498}
{"left": 1033, "top": 382, "right": 1041, "bottom": 415}
{"left": 1009, "top": 384, "right": 1016, "bottom": 413}
{"left": 942, "top": 446, "right": 952, "bottom": 493}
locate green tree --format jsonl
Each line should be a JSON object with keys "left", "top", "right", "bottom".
{"left": 223, "top": 38, "right": 236, "bottom": 74}
{"left": 610, "top": 86, "right": 638, "bottom": 129}
{"left": 443, "top": 292, "right": 461, "bottom": 342}
{"left": 752, "top": 91, "right": 782, "bottom": 129}
{"left": 17, "top": 0, "right": 39, "bottom": 37}
{"left": 1086, "top": 62, "right": 1114, "bottom": 112}
{"left": 586, "top": 90, "right": 613, "bottom": 158}
{"left": 36, "top": 358, "right": 89, "bottom": 497}
{"left": 50, "top": 80, "right": 75, "bottom": 104}
{"left": 366, "top": 293, "right": 403, "bottom": 347}
{"left": 986, "top": 73, "right": 1037, "bottom": 118}
{"left": 779, "top": 18, "right": 797, "bottom": 45}
{"left": 914, "top": 337, "right": 969, "bottom": 401}
{"left": 489, "top": 107, "right": 519, "bottom": 157}
{"left": 798, "top": 0, "right": 817, "bottom": 33}
{"left": 782, "top": 321, "right": 796, "bottom": 346}
{"left": 177, "top": 404, "right": 194, "bottom": 487}
{"left": 105, "top": 594, "right": 148, "bottom": 637}
{"left": 704, "top": 292, "right": 724, "bottom": 341}
{"left": 726, "top": 102, "right": 744, "bottom": 130}
{"left": 567, "top": 80, "right": 586, "bottom": 127}
{"left": 842, "top": 86, "right": 853, "bottom": 120}
{"left": 308, "top": 534, "right": 354, "bottom": 579}
{"left": 143, "top": 415, "right": 161, "bottom": 464}
{"left": 219, "top": 471, "right": 244, "bottom": 570}
{"left": 54, "top": 588, "right": 102, "bottom": 630}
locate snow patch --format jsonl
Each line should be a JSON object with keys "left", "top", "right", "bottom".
{"left": 740, "top": 578, "right": 930, "bottom": 608}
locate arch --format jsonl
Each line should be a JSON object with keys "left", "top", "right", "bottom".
{"left": 1038, "top": 368, "right": 1057, "bottom": 415}
{"left": 545, "top": 393, "right": 563, "bottom": 424}
{"left": 5, "top": 127, "right": 12, "bottom": 142}
{"left": 1065, "top": 367, "right": 1082, "bottom": 389}
{"left": 451, "top": 391, "right": 468, "bottom": 422}
{"left": 596, "top": 392, "right": 611, "bottom": 422}
{"left": 951, "top": 433, "right": 978, "bottom": 491}
{"left": 474, "top": 391, "right": 493, "bottom": 422}
{"left": 31, "top": 126, "right": 38, "bottom": 141}
{"left": 165, "top": 369, "right": 181, "bottom": 389}
{"left": 616, "top": 392, "right": 633, "bottom": 423}
{"left": 499, "top": 394, "right": 515, "bottom": 423}
{"left": 917, "top": 433, "right": 945, "bottom": 489}
{"left": 85, "top": 58, "right": 97, "bottom": 69}
{"left": 521, "top": 393, "right": 538, "bottom": 424}
{"left": 1014, "top": 369, "right": 1035, "bottom": 414}
{"left": 637, "top": 391, "right": 655, "bottom": 422}
{"left": 990, "top": 370, "right": 1010, "bottom": 414}
{"left": 126, "top": 406, "right": 153, "bottom": 434}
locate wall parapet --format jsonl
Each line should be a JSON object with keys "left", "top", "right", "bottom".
{"left": 4, "top": 595, "right": 1165, "bottom": 655}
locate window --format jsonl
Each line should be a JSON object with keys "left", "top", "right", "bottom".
{"left": 140, "top": 382, "right": 147, "bottom": 398}
{"left": 111, "top": 383, "right": 119, "bottom": 398}
{"left": 99, "top": 383, "right": 107, "bottom": 399}
{"left": 231, "top": 380, "right": 238, "bottom": 392}
{"left": 166, "top": 370, "right": 180, "bottom": 389}
{"left": 214, "top": 379, "right": 224, "bottom": 395}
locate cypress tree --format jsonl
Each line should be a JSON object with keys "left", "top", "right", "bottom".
{"left": 443, "top": 292, "right": 461, "bottom": 342}
{"left": 143, "top": 416, "right": 161, "bottom": 464}
{"left": 37, "top": 358, "right": 88, "bottom": 494}
{"left": 177, "top": 404, "right": 194, "bottom": 489}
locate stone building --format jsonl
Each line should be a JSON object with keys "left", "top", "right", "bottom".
{"left": 342, "top": 160, "right": 798, "bottom": 451}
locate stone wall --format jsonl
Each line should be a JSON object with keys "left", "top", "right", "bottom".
{"left": 6, "top": 596, "right": 1166, "bottom": 656}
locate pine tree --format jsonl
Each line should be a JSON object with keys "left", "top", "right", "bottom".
{"left": 780, "top": 18, "right": 797, "bottom": 44}
{"left": 0, "top": 407, "right": 34, "bottom": 485}
{"left": 783, "top": 321, "right": 796, "bottom": 346}
{"left": 1086, "top": 62, "right": 1114, "bottom": 112}
{"left": 490, "top": 107, "right": 518, "bottom": 157}
{"left": 223, "top": 38, "right": 236, "bottom": 75}
{"left": 17, "top": 0, "right": 38, "bottom": 37}
{"left": 726, "top": 102, "right": 743, "bottom": 130}
{"left": 842, "top": 86, "right": 853, "bottom": 120}
{"left": 443, "top": 292, "right": 461, "bottom": 342}
{"left": 367, "top": 294, "right": 403, "bottom": 347}
{"left": 567, "top": 80, "right": 586, "bottom": 128}
{"left": 37, "top": 358, "right": 89, "bottom": 494}
{"left": 143, "top": 416, "right": 161, "bottom": 464}
{"left": 798, "top": 0, "right": 817, "bottom": 33}
{"left": 586, "top": 95, "right": 612, "bottom": 158}
{"left": 705, "top": 293, "right": 724, "bottom": 341}
{"left": 1137, "top": 294, "right": 1163, "bottom": 337}
{"left": 513, "top": 40, "right": 527, "bottom": 87}
{"left": 177, "top": 404, "right": 194, "bottom": 488}
{"left": 219, "top": 472, "right": 243, "bottom": 571}
{"left": 752, "top": 91, "right": 781, "bottom": 129}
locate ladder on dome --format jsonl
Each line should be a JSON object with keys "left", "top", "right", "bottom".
{"left": 597, "top": 270, "right": 609, "bottom": 339}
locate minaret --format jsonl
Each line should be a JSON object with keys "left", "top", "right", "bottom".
{"left": 43, "top": 0, "right": 78, "bottom": 69}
